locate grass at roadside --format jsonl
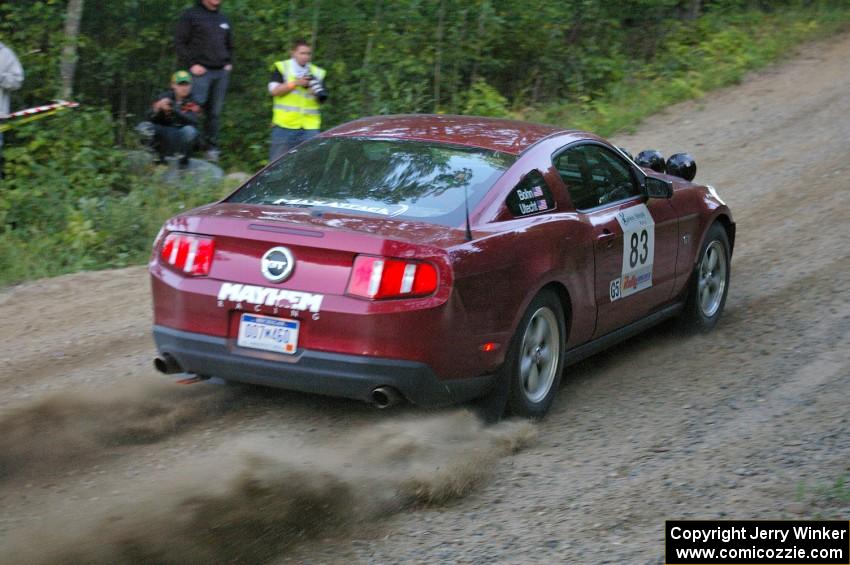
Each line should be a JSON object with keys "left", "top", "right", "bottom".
{"left": 795, "top": 475, "right": 850, "bottom": 516}
{"left": 523, "top": 5, "right": 850, "bottom": 136}
{"left": 0, "top": 172, "right": 235, "bottom": 284}
{"left": 1, "top": 4, "right": 849, "bottom": 288}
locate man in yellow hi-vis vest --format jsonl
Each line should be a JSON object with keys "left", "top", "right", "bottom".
{"left": 267, "top": 39, "right": 328, "bottom": 161}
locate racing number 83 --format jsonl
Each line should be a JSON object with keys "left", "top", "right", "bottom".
{"left": 611, "top": 203, "right": 656, "bottom": 303}
{"left": 629, "top": 229, "right": 649, "bottom": 269}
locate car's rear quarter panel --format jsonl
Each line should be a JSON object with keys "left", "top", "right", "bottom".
{"left": 451, "top": 216, "right": 597, "bottom": 359}
{"left": 455, "top": 135, "right": 604, "bottom": 354}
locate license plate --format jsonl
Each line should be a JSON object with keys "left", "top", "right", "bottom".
{"left": 237, "top": 313, "right": 299, "bottom": 355}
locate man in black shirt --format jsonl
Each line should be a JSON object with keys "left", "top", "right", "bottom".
{"left": 176, "top": 0, "right": 233, "bottom": 162}
{"left": 136, "top": 71, "right": 201, "bottom": 168}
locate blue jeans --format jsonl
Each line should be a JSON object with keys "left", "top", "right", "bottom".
{"left": 137, "top": 122, "right": 199, "bottom": 163}
{"left": 269, "top": 126, "right": 319, "bottom": 162}
{"left": 190, "top": 68, "right": 230, "bottom": 149}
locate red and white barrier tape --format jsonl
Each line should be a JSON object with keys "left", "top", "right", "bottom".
{"left": 1, "top": 100, "right": 79, "bottom": 121}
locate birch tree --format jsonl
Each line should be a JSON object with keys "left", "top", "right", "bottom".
{"left": 59, "top": 0, "right": 84, "bottom": 100}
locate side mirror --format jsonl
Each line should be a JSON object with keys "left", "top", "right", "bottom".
{"left": 645, "top": 177, "right": 673, "bottom": 199}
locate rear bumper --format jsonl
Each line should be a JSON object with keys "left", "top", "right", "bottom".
{"left": 153, "top": 325, "right": 493, "bottom": 406}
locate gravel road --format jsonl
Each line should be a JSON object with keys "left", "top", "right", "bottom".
{"left": 1, "top": 33, "right": 848, "bottom": 564}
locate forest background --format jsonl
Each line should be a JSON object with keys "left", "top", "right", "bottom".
{"left": 1, "top": 0, "right": 848, "bottom": 285}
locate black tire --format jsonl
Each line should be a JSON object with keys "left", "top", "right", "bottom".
{"left": 503, "top": 289, "right": 567, "bottom": 419}
{"left": 681, "top": 222, "right": 731, "bottom": 332}
{"left": 473, "top": 289, "right": 567, "bottom": 422}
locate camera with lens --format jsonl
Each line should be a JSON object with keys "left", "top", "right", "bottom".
{"left": 303, "top": 73, "right": 328, "bottom": 102}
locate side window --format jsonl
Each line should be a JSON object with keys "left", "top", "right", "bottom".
{"left": 555, "top": 144, "right": 640, "bottom": 210}
{"left": 506, "top": 170, "right": 555, "bottom": 217}
{"left": 554, "top": 147, "right": 596, "bottom": 210}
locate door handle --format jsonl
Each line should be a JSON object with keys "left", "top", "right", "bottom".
{"left": 597, "top": 230, "right": 616, "bottom": 248}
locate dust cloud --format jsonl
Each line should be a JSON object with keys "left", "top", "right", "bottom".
{"left": 0, "top": 380, "right": 239, "bottom": 482}
{"left": 6, "top": 411, "right": 535, "bottom": 564}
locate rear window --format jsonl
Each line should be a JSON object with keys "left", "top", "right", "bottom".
{"left": 228, "top": 137, "right": 516, "bottom": 227}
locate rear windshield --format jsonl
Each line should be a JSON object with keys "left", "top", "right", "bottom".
{"left": 227, "top": 137, "right": 516, "bottom": 227}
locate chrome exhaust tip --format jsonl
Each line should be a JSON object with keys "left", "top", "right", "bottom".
{"left": 153, "top": 354, "right": 183, "bottom": 375}
{"left": 370, "top": 386, "right": 403, "bottom": 409}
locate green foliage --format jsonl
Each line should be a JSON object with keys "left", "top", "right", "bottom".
{"left": 1, "top": 0, "right": 849, "bottom": 285}
{"left": 4, "top": 0, "right": 849, "bottom": 169}
{"left": 0, "top": 109, "right": 232, "bottom": 286}
{"left": 794, "top": 474, "right": 850, "bottom": 516}
{"left": 527, "top": 3, "right": 850, "bottom": 136}
{"left": 463, "top": 79, "right": 509, "bottom": 118}
{"left": 0, "top": 0, "right": 66, "bottom": 105}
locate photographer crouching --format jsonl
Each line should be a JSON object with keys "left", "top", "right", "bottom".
{"left": 267, "top": 39, "right": 328, "bottom": 162}
{"left": 136, "top": 70, "right": 201, "bottom": 169}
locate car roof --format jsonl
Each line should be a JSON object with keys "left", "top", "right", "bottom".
{"left": 322, "top": 114, "right": 578, "bottom": 155}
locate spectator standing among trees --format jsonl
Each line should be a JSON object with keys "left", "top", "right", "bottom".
{"left": 0, "top": 41, "right": 24, "bottom": 179}
{"left": 176, "top": 0, "right": 232, "bottom": 162}
{"left": 136, "top": 70, "right": 201, "bottom": 168}
{"left": 268, "top": 39, "right": 328, "bottom": 161}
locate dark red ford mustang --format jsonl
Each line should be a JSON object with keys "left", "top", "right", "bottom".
{"left": 150, "top": 114, "right": 734, "bottom": 418}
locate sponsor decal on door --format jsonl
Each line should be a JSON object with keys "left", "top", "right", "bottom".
{"left": 609, "top": 203, "right": 655, "bottom": 302}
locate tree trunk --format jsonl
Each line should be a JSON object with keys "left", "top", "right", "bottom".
{"left": 531, "top": 69, "right": 543, "bottom": 106}
{"left": 59, "top": 0, "right": 84, "bottom": 100}
{"left": 450, "top": 9, "right": 468, "bottom": 113}
{"left": 470, "top": 0, "right": 488, "bottom": 84}
{"left": 117, "top": 75, "right": 127, "bottom": 146}
{"left": 685, "top": 0, "right": 701, "bottom": 20}
{"left": 360, "top": 1, "right": 383, "bottom": 115}
{"left": 310, "top": 0, "right": 321, "bottom": 51}
{"left": 288, "top": 0, "right": 297, "bottom": 34}
{"left": 433, "top": 0, "right": 445, "bottom": 113}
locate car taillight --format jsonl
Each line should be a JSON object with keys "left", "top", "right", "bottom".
{"left": 347, "top": 255, "right": 439, "bottom": 299}
{"left": 160, "top": 233, "right": 215, "bottom": 276}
